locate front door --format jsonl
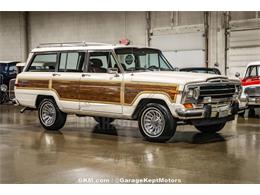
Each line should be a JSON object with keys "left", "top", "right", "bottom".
{"left": 79, "top": 51, "right": 123, "bottom": 114}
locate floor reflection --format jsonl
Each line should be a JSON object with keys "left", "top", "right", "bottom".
{"left": 1, "top": 105, "right": 260, "bottom": 183}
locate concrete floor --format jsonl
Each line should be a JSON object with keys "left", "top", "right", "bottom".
{"left": 0, "top": 105, "right": 260, "bottom": 184}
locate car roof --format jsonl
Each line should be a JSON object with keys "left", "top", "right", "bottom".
{"left": 0, "top": 61, "right": 19, "bottom": 64}
{"left": 180, "top": 67, "right": 218, "bottom": 70}
{"left": 247, "top": 61, "right": 260, "bottom": 67}
{"left": 31, "top": 42, "right": 158, "bottom": 53}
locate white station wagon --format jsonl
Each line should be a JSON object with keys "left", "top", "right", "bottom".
{"left": 14, "top": 42, "right": 241, "bottom": 142}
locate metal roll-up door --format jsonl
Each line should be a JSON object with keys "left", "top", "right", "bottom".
{"left": 227, "top": 28, "right": 260, "bottom": 77}
{"left": 150, "top": 31, "right": 206, "bottom": 68}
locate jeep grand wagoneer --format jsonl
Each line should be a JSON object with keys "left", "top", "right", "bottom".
{"left": 14, "top": 42, "right": 241, "bottom": 142}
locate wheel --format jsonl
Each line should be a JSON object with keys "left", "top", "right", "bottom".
{"left": 248, "top": 108, "right": 256, "bottom": 117}
{"left": 38, "top": 98, "right": 67, "bottom": 131}
{"left": 94, "top": 117, "right": 115, "bottom": 124}
{"left": 195, "top": 122, "right": 226, "bottom": 133}
{"left": 138, "top": 103, "right": 177, "bottom": 142}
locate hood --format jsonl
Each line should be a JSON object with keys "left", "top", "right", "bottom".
{"left": 127, "top": 71, "right": 230, "bottom": 90}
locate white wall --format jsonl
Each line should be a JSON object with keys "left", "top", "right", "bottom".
{"left": 0, "top": 11, "right": 259, "bottom": 76}
{"left": 28, "top": 12, "right": 147, "bottom": 50}
{"left": 0, "top": 12, "right": 27, "bottom": 61}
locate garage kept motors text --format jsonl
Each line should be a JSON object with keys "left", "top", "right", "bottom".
{"left": 78, "top": 177, "right": 182, "bottom": 184}
{"left": 118, "top": 177, "right": 182, "bottom": 184}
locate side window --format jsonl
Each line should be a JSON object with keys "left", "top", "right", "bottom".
{"left": 139, "top": 53, "right": 159, "bottom": 69}
{"left": 0, "top": 65, "right": 8, "bottom": 74}
{"left": 245, "top": 66, "right": 257, "bottom": 78}
{"left": 28, "top": 54, "right": 57, "bottom": 72}
{"left": 8, "top": 65, "right": 17, "bottom": 75}
{"left": 159, "top": 55, "right": 170, "bottom": 69}
{"left": 118, "top": 54, "right": 135, "bottom": 70}
{"left": 58, "top": 52, "right": 85, "bottom": 72}
{"left": 88, "top": 51, "right": 119, "bottom": 73}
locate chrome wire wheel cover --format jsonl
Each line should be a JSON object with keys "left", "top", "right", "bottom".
{"left": 40, "top": 101, "right": 56, "bottom": 127}
{"left": 141, "top": 107, "right": 165, "bottom": 137}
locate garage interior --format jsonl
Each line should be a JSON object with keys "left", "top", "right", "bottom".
{"left": 0, "top": 11, "right": 260, "bottom": 183}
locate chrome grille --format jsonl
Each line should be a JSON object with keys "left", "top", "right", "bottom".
{"left": 197, "top": 82, "right": 237, "bottom": 104}
{"left": 244, "top": 86, "right": 260, "bottom": 97}
{"left": 9, "top": 78, "right": 16, "bottom": 100}
{"left": 199, "top": 84, "right": 235, "bottom": 99}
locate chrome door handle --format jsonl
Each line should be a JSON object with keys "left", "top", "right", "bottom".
{"left": 52, "top": 73, "right": 61, "bottom": 76}
{"left": 82, "top": 73, "right": 91, "bottom": 77}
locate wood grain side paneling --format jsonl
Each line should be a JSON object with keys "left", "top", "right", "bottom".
{"left": 52, "top": 80, "right": 80, "bottom": 100}
{"left": 17, "top": 79, "right": 178, "bottom": 105}
{"left": 124, "top": 82, "right": 178, "bottom": 105}
{"left": 79, "top": 81, "right": 121, "bottom": 103}
{"left": 17, "top": 79, "right": 49, "bottom": 89}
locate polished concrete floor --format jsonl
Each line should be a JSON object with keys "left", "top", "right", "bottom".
{"left": 0, "top": 105, "right": 260, "bottom": 184}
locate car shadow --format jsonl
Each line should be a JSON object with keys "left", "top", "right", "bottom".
{"left": 91, "top": 124, "right": 118, "bottom": 136}
{"left": 90, "top": 123, "right": 229, "bottom": 144}
{"left": 170, "top": 131, "right": 227, "bottom": 144}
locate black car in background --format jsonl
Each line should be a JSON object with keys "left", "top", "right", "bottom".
{"left": 179, "top": 67, "right": 221, "bottom": 75}
{"left": 0, "top": 61, "right": 19, "bottom": 87}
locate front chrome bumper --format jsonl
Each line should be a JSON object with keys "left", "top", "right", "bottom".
{"left": 237, "top": 97, "right": 248, "bottom": 113}
{"left": 12, "top": 98, "right": 20, "bottom": 106}
{"left": 247, "top": 97, "right": 260, "bottom": 106}
{"left": 176, "top": 102, "right": 239, "bottom": 120}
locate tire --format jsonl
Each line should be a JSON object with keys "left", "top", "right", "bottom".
{"left": 195, "top": 122, "right": 226, "bottom": 133}
{"left": 0, "top": 93, "right": 4, "bottom": 104}
{"left": 248, "top": 108, "right": 256, "bottom": 117}
{"left": 94, "top": 117, "right": 115, "bottom": 124}
{"left": 0, "top": 92, "right": 6, "bottom": 104}
{"left": 38, "top": 98, "right": 67, "bottom": 131}
{"left": 138, "top": 103, "right": 177, "bottom": 142}
{"left": 238, "top": 111, "right": 245, "bottom": 117}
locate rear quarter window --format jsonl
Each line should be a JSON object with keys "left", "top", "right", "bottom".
{"left": 27, "top": 53, "right": 58, "bottom": 72}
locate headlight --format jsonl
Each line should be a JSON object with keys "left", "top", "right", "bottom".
{"left": 183, "top": 87, "right": 200, "bottom": 103}
{"left": 186, "top": 87, "right": 200, "bottom": 99}
{"left": 0, "top": 84, "right": 7, "bottom": 92}
{"left": 235, "top": 84, "right": 242, "bottom": 96}
{"left": 193, "top": 87, "right": 200, "bottom": 99}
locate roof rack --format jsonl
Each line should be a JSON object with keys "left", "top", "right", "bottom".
{"left": 37, "top": 41, "right": 111, "bottom": 48}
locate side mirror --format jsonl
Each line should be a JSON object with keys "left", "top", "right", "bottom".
{"left": 235, "top": 72, "right": 240, "bottom": 78}
{"left": 108, "top": 68, "right": 119, "bottom": 76}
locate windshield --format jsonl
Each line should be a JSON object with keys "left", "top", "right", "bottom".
{"left": 115, "top": 48, "right": 173, "bottom": 72}
{"left": 181, "top": 69, "right": 220, "bottom": 75}
{"left": 245, "top": 65, "right": 260, "bottom": 78}
{"left": 0, "top": 64, "right": 8, "bottom": 74}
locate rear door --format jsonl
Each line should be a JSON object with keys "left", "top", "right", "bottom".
{"left": 51, "top": 51, "right": 86, "bottom": 111}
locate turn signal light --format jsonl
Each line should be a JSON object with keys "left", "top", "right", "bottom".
{"left": 183, "top": 103, "right": 193, "bottom": 109}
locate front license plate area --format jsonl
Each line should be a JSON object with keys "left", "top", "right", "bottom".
{"left": 255, "top": 97, "right": 260, "bottom": 103}
{"left": 218, "top": 106, "right": 229, "bottom": 118}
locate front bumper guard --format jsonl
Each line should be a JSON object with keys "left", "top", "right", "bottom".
{"left": 12, "top": 98, "right": 20, "bottom": 106}
{"left": 176, "top": 102, "right": 239, "bottom": 119}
